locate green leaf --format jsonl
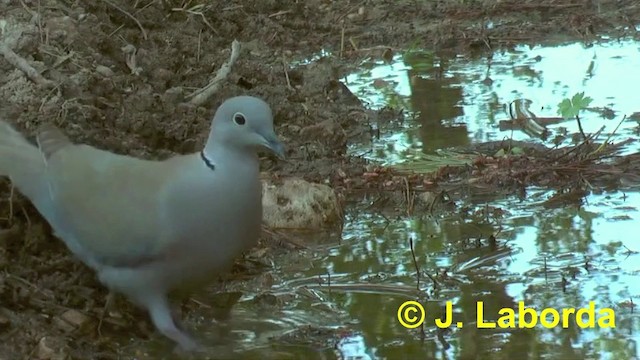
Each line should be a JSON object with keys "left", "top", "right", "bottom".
{"left": 557, "top": 98, "right": 575, "bottom": 118}
{"left": 557, "top": 92, "right": 593, "bottom": 119}
{"left": 572, "top": 92, "right": 593, "bottom": 109}
{"left": 511, "top": 146, "right": 524, "bottom": 155}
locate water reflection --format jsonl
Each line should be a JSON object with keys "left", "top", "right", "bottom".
{"left": 398, "top": 51, "right": 469, "bottom": 154}
{"left": 269, "top": 187, "right": 639, "bottom": 359}
{"left": 346, "top": 38, "right": 640, "bottom": 161}
{"left": 297, "top": 37, "right": 640, "bottom": 357}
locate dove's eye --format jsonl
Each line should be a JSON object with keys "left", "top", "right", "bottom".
{"left": 233, "top": 113, "right": 246, "bottom": 125}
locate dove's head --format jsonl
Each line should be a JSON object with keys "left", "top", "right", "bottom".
{"left": 205, "top": 96, "right": 285, "bottom": 159}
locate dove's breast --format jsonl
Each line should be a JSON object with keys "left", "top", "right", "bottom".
{"left": 155, "top": 153, "right": 263, "bottom": 286}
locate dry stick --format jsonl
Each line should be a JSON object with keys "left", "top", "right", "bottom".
{"left": 8, "top": 184, "right": 14, "bottom": 223}
{"left": 283, "top": 55, "right": 292, "bottom": 89}
{"left": 101, "top": 0, "right": 148, "bottom": 40}
{"left": 261, "top": 224, "right": 307, "bottom": 249}
{"left": 340, "top": 22, "right": 345, "bottom": 58}
{"left": 188, "top": 40, "right": 241, "bottom": 106}
{"left": 172, "top": 6, "right": 218, "bottom": 35}
{"left": 349, "top": 37, "right": 358, "bottom": 51}
{"left": 20, "top": 205, "right": 31, "bottom": 229}
{"left": 189, "top": 297, "right": 212, "bottom": 309}
{"left": 196, "top": 29, "right": 202, "bottom": 63}
{"left": 97, "top": 292, "right": 115, "bottom": 337}
{"left": 354, "top": 45, "right": 399, "bottom": 52}
{"left": 222, "top": 5, "right": 244, "bottom": 11}
{"left": 516, "top": 3, "right": 583, "bottom": 9}
{"left": 268, "top": 10, "right": 292, "bottom": 17}
{"left": 0, "top": 43, "right": 55, "bottom": 88}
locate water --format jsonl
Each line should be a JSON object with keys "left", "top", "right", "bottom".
{"left": 291, "top": 38, "right": 640, "bottom": 359}
{"left": 346, "top": 38, "right": 640, "bottom": 163}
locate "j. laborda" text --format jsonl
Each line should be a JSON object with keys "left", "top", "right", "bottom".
{"left": 434, "top": 301, "right": 615, "bottom": 329}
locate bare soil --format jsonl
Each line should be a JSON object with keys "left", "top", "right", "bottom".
{"left": 0, "top": 0, "right": 638, "bottom": 358}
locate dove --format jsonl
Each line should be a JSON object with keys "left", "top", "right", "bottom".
{"left": 0, "top": 96, "right": 285, "bottom": 351}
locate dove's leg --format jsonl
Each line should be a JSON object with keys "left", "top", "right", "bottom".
{"left": 146, "top": 294, "right": 200, "bottom": 352}
{"left": 98, "top": 267, "right": 200, "bottom": 351}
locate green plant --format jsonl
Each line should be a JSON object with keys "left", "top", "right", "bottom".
{"left": 557, "top": 92, "right": 593, "bottom": 141}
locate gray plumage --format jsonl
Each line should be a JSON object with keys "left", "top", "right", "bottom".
{"left": 0, "top": 96, "right": 285, "bottom": 350}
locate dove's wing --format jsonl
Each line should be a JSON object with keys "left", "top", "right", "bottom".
{"left": 37, "top": 126, "right": 183, "bottom": 269}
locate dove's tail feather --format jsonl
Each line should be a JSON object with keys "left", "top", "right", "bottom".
{"left": 0, "top": 121, "right": 49, "bottom": 202}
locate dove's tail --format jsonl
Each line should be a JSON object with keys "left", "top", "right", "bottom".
{"left": 0, "top": 120, "right": 49, "bottom": 202}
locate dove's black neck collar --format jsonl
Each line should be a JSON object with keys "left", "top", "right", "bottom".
{"left": 200, "top": 151, "right": 215, "bottom": 171}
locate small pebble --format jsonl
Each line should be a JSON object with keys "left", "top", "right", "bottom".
{"left": 95, "top": 65, "right": 114, "bottom": 77}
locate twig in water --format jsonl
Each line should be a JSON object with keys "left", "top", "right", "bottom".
{"left": 550, "top": 130, "right": 600, "bottom": 163}
{"left": 403, "top": 177, "right": 415, "bottom": 216}
{"left": 426, "top": 273, "right": 438, "bottom": 292}
{"left": 409, "top": 237, "right": 420, "bottom": 291}
{"left": 589, "top": 115, "right": 627, "bottom": 156}
{"left": 575, "top": 114, "right": 587, "bottom": 142}
{"left": 188, "top": 40, "right": 241, "bottom": 106}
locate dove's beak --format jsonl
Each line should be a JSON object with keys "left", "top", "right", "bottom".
{"left": 261, "top": 134, "right": 286, "bottom": 160}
